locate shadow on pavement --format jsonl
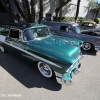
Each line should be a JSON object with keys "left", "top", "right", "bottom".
{"left": 0, "top": 52, "right": 62, "bottom": 91}
{"left": 81, "top": 49, "right": 97, "bottom": 56}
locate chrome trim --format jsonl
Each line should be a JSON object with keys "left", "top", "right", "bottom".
{"left": 4, "top": 42, "right": 62, "bottom": 68}
{"left": 54, "top": 72, "right": 63, "bottom": 78}
{"left": 73, "top": 63, "right": 81, "bottom": 75}
{"left": 56, "top": 77, "right": 73, "bottom": 85}
{"left": 54, "top": 63, "right": 81, "bottom": 85}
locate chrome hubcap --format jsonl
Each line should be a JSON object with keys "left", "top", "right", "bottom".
{"left": 38, "top": 62, "right": 52, "bottom": 78}
{"left": 82, "top": 43, "right": 91, "bottom": 50}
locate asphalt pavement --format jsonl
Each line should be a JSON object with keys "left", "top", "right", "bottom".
{"left": 0, "top": 50, "right": 100, "bottom": 100}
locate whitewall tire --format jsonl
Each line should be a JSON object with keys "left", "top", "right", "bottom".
{"left": 37, "top": 62, "right": 54, "bottom": 78}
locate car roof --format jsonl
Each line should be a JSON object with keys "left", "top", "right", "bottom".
{"left": 0, "top": 23, "right": 47, "bottom": 30}
{"left": 80, "top": 21, "right": 96, "bottom": 24}
{"left": 44, "top": 21, "right": 78, "bottom": 26}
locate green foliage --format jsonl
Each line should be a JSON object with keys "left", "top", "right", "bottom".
{"left": 53, "top": 16, "right": 97, "bottom": 23}
{"left": 53, "top": 17, "right": 88, "bottom": 22}
{"left": 94, "top": 18, "right": 100, "bottom": 24}
{"left": 53, "top": 17, "right": 75, "bottom": 22}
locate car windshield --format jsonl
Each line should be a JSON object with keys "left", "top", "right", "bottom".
{"left": 23, "top": 27, "right": 50, "bottom": 41}
{"left": 73, "top": 25, "right": 81, "bottom": 33}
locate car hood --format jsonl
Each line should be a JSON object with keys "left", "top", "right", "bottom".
{"left": 27, "top": 35, "right": 81, "bottom": 64}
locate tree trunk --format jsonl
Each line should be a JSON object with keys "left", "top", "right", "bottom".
{"left": 22, "top": 0, "right": 31, "bottom": 23}
{"left": 95, "top": 7, "right": 100, "bottom": 18}
{"left": 75, "top": 0, "right": 81, "bottom": 23}
{"left": 30, "top": 0, "right": 36, "bottom": 23}
{"left": 13, "top": 0, "right": 25, "bottom": 20}
{"left": 55, "top": 0, "right": 71, "bottom": 17}
{"left": 86, "top": 5, "right": 90, "bottom": 18}
{"left": 39, "top": 0, "right": 43, "bottom": 24}
{"left": 0, "top": 0, "right": 22, "bottom": 23}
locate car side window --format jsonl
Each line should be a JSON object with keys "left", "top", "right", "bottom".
{"left": 81, "top": 23, "right": 88, "bottom": 27}
{"left": 0, "top": 27, "right": 9, "bottom": 36}
{"left": 88, "top": 23, "right": 94, "bottom": 27}
{"left": 60, "top": 26, "right": 72, "bottom": 32}
{"left": 48, "top": 25, "right": 57, "bottom": 31}
{"left": 23, "top": 29, "right": 34, "bottom": 41}
{"left": 9, "top": 29, "right": 19, "bottom": 39}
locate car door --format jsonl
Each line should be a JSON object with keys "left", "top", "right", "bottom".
{"left": 58, "top": 25, "right": 93, "bottom": 43}
{"left": 21, "top": 29, "right": 38, "bottom": 63}
{"left": 55, "top": 25, "right": 76, "bottom": 38}
{"left": 4, "top": 28, "right": 25, "bottom": 56}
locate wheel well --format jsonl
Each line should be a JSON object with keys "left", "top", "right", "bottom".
{"left": 83, "top": 42, "right": 94, "bottom": 50}
{"left": 32, "top": 61, "right": 39, "bottom": 66}
{"left": 84, "top": 42, "right": 94, "bottom": 47}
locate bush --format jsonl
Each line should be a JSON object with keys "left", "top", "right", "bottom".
{"left": 53, "top": 17, "right": 88, "bottom": 22}
{"left": 53, "top": 17, "right": 75, "bottom": 22}
{"left": 94, "top": 18, "right": 99, "bottom": 24}
{"left": 53, "top": 16, "right": 97, "bottom": 23}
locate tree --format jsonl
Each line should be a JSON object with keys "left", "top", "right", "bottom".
{"left": 22, "top": 0, "right": 31, "bottom": 23}
{"left": 55, "top": 0, "right": 71, "bottom": 17}
{"left": 0, "top": 0, "right": 22, "bottom": 23}
{"left": 31, "top": 0, "right": 36, "bottom": 23}
{"left": 39, "top": 0, "right": 43, "bottom": 23}
{"left": 94, "top": 3, "right": 100, "bottom": 18}
{"left": 87, "top": 0, "right": 97, "bottom": 18}
{"left": 0, "top": 0, "right": 36, "bottom": 23}
{"left": 13, "top": 0, "right": 25, "bottom": 20}
{"left": 74, "top": 0, "right": 81, "bottom": 23}
{"left": 22, "top": 0, "right": 36, "bottom": 23}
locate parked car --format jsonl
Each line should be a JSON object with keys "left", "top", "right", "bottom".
{"left": 42, "top": 21, "right": 100, "bottom": 51}
{"left": 0, "top": 23, "right": 83, "bottom": 85}
{"left": 79, "top": 21, "right": 97, "bottom": 30}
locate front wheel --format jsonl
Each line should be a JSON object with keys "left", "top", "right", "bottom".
{"left": 81, "top": 42, "right": 94, "bottom": 51}
{"left": 37, "top": 62, "right": 55, "bottom": 78}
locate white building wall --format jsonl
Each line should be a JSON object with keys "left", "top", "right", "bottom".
{"left": 78, "top": 0, "right": 89, "bottom": 17}
{"left": 62, "top": 0, "right": 89, "bottom": 17}
{"left": 35, "top": 0, "right": 60, "bottom": 22}
{"left": 35, "top": 0, "right": 60, "bottom": 17}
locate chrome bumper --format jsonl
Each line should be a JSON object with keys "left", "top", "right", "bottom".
{"left": 55, "top": 63, "right": 81, "bottom": 85}
{"left": 95, "top": 46, "right": 100, "bottom": 51}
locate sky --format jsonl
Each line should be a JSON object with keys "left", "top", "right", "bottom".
{"left": 98, "top": 0, "right": 100, "bottom": 3}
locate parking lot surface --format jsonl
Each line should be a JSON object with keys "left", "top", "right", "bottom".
{"left": 0, "top": 50, "right": 100, "bottom": 100}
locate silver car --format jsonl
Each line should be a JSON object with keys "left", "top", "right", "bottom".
{"left": 79, "top": 21, "right": 97, "bottom": 30}
{"left": 42, "top": 21, "right": 100, "bottom": 51}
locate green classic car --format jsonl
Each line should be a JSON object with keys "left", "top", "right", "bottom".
{"left": 0, "top": 23, "right": 83, "bottom": 85}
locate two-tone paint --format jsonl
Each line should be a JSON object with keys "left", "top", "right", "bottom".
{"left": 0, "top": 24, "right": 83, "bottom": 85}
